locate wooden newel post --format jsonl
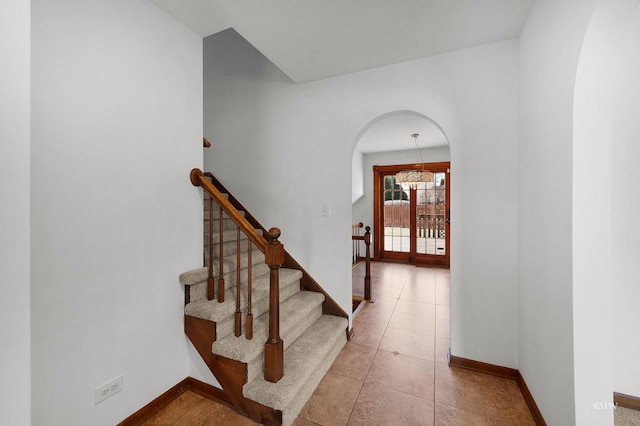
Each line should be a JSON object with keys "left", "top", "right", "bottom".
{"left": 364, "top": 226, "right": 372, "bottom": 301}
{"left": 264, "top": 227, "right": 284, "bottom": 383}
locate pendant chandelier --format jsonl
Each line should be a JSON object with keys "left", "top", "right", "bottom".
{"left": 395, "top": 133, "right": 434, "bottom": 189}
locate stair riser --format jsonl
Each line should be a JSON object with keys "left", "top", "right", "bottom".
{"left": 187, "top": 263, "right": 271, "bottom": 303}
{"left": 246, "top": 304, "right": 323, "bottom": 384}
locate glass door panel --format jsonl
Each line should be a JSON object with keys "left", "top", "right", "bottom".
{"left": 415, "top": 172, "right": 447, "bottom": 256}
{"left": 383, "top": 175, "right": 410, "bottom": 253}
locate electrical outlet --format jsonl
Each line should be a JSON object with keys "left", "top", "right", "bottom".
{"left": 94, "top": 375, "right": 123, "bottom": 405}
{"left": 321, "top": 203, "right": 331, "bottom": 217}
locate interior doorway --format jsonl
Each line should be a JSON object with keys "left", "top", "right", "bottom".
{"left": 373, "top": 162, "right": 450, "bottom": 267}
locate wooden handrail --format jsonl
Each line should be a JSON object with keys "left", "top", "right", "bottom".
{"left": 191, "top": 168, "right": 267, "bottom": 252}
{"left": 204, "top": 171, "right": 348, "bottom": 320}
{"left": 352, "top": 222, "right": 364, "bottom": 265}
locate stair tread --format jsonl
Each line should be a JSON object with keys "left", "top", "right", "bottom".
{"left": 179, "top": 243, "right": 270, "bottom": 287}
{"left": 179, "top": 266, "right": 208, "bottom": 286}
{"left": 243, "top": 315, "right": 348, "bottom": 410}
{"left": 184, "top": 268, "right": 303, "bottom": 322}
{"left": 212, "top": 291, "right": 324, "bottom": 362}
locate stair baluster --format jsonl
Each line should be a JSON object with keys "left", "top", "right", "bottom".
{"left": 235, "top": 227, "right": 242, "bottom": 337}
{"left": 217, "top": 205, "right": 225, "bottom": 303}
{"left": 207, "top": 194, "right": 214, "bottom": 300}
{"left": 352, "top": 222, "right": 363, "bottom": 264}
{"left": 246, "top": 241, "right": 253, "bottom": 340}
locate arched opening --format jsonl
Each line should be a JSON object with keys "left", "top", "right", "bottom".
{"left": 351, "top": 110, "right": 451, "bottom": 266}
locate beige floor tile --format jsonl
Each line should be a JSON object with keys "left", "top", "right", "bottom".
{"left": 141, "top": 391, "right": 205, "bottom": 425}
{"left": 387, "top": 310, "right": 436, "bottom": 336}
{"left": 329, "top": 342, "right": 377, "bottom": 381}
{"left": 505, "top": 379, "right": 537, "bottom": 426}
{"left": 365, "top": 350, "right": 435, "bottom": 400}
{"left": 408, "top": 267, "right": 436, "bottom": 279}
{"left": 379, "top": 328, "right": 435, "bottom": 361}
{"left": 436, "top": 318, "right": 450, "bottom": 338}
{"left": 399, "top": 282, "right": 436, "bottom": 303}
{"left": 435, "top": 304, "right": 450, "bottom": 320}
{"left": 298, "top": 371, "right": 363, "bottom": 426}
{"left": 350, "top": 322, "right": 386, "bottom": 349}
{"left": 394, "top": 299, "right": 436, "bottom": 317}
{"left": 434, "top": 364, "right": 519, "bottom": 423}
{"left": 353, "top": 305, "right": 393, "bottom": 326}
{"left": 348, "top": 381, "right": 434, "bottom": 426}
{"left": 435, "top": 281, "right": 450, "bottom": 306}
{"left": 372, "top": 285, "right": 403, "bottom": 299}
{"left": 173, "top": 398, "right": 258, "bottom": 426}
{"left": 435, "top": 402, "right": 492, "bottom": 425}
{"left": 371, "top": 274, "right": 407, "bottom": 289}
{"left": 434, "top": 337, "right": 450, "bottom": 364}
{"left": 363, "top": 296, "right": 398, "bottom": 311}
{"left": 292, "top": 418, "right": 321, "bottom": 426}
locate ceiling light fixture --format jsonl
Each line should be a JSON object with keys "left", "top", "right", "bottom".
{"left": 395, "top": 133, "right": 434, "bottom": 189}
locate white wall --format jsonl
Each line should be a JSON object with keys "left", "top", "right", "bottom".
{"left": 518, "top": 0, "right": 597, "bottom": 424}
{"left": 0, "top": 1, "right": 31, "bottom": 425}
{"left": 351, "top": 146, "right": 451, "bottom": 241}
{"left": 611, "top": 2, "right": 640, "bottom": 401}
{"left": 573, "top": 1, "right": 640, "bottom": 424}
{"left": 351, "top": 150, "right": 364, "bottom": 203}
{"left": 204, "top": 29, "right": 520, "bottom": 368}
{"left": 31, "top": 1, "right": 202, "bottom": 424}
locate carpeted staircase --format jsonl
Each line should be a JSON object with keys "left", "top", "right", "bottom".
{"left": 179, "top": 174, "right": 348, "bottom": 425}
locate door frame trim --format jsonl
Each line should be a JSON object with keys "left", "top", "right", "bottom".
{"left": 373, "top": 162, "right": 451, "bottom": 266}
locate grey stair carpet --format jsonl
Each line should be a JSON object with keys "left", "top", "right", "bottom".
{"left": 179, "top": 191, "right": 347, "bottom": 426}
{"left": 616, "top": 407, "right": 640, "bottom": 426}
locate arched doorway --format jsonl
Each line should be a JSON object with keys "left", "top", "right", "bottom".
{"left": 352, "top": 111, "right": 451, "bottom": 267}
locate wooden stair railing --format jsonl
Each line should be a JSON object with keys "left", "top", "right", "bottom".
{"left": 352, "top": 224, "right": 373, "bottom": 302}
{"left": 190, "top": 168, "right": 284, "bottom": 383}
{"left": 352, "top": 222, "right": 363, "bottom": 265}
{"left": 203, "top": 172, "right": 348, "bottom": 321}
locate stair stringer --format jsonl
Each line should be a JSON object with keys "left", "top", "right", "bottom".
{"left": 184, "top": 315, "right": 282, "bottom": 425}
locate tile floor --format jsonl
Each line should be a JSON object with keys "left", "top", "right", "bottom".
{"left": 140, "top": 262, "right": 537, "bottom": 425}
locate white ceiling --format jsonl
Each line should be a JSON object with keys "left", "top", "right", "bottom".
{"left": 152, "top": 0, "right": 535, "bottom": 84}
